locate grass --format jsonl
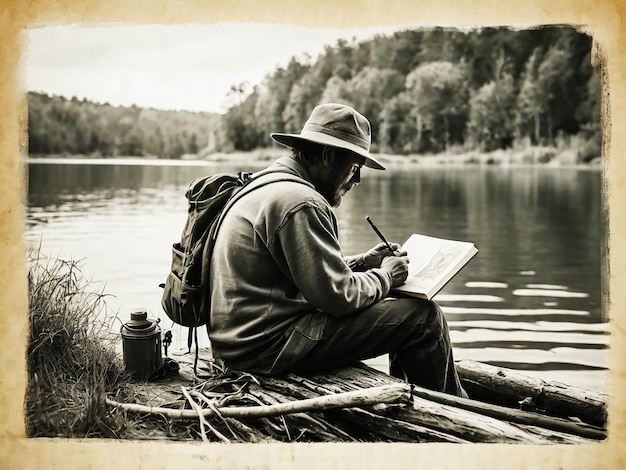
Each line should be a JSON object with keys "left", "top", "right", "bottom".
{"left": 26, "top": 250, "right": 133, "bottom": 438}
{"left": 25, "top": 250, "right": 208, "bottom": 440}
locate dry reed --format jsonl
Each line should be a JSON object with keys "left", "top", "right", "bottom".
{"left": 26, "top": 250, "right": 131, "bottom": 438}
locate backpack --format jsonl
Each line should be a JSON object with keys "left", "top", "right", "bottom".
{"left": 160, "top": 169, "right": 309, "bottom": 330}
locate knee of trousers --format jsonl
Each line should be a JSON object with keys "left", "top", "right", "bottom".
{"left": 404, "top": 299, "right": 448, "bottom": 339}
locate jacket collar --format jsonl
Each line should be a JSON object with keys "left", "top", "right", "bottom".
{"left": 269, "top": 156, "right": 314, "bottom": 184}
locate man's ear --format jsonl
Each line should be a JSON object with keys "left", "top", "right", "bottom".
{"left": 321, "top": 146, "right": 336, "bottom": 167}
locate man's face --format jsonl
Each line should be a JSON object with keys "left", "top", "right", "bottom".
{"left": 318, "top": 149, "right": 365, "bottom": 208}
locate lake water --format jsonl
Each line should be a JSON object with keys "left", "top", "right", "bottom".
{"left": 23, "top": 158, "right": 608, "bottom": 393}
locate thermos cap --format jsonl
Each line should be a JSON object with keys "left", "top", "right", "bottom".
{"left": 125, "top": 308, "right": 156, "bottom": 330}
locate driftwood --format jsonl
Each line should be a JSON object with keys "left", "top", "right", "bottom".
{"left": 112, "top": 349, "right": 606, "bottom": 443}
{"left": 456, "top": 359, "right": 607, "bottom": 427}
{"left": 256, "top": 364, "right": 600, "bottom": 443}
{"left": 272, "top": 370, "right": 590, "bottom": 444}
{"left": 106, "top": 383, "right": 410, "bottom": 420}
{"left": 408, "top": 381, "right": 606, "bottom": 440}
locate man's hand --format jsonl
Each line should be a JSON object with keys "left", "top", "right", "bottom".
{"left": 380, "top": 255, "right": 410, "bottom": 287}
{"left": 362, "top": 242, "right": 406, "bottom": 269}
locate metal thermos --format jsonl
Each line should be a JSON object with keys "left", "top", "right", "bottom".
{"left": 121, "top": 308, "right": 163, "bottom": 380}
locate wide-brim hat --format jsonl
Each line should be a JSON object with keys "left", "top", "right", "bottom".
{"left": 271, "top": 103, "right": 385, "bottom": 170}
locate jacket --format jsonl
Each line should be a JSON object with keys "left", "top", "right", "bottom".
{"left": 208, "top": 156, "right": 393, "bottom": 372}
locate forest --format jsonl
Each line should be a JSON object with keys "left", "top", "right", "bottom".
{"left": 27, "top": 93, "right": 220, "bottom": 158}
{"left": 27, "top": 26, "right": 602, "bottom": 161}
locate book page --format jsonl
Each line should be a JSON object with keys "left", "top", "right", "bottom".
{"left": 399, "top": 234, "right": 476, "bottom": 295}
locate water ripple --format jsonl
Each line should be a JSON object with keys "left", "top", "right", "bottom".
{"left": 513, "top": 289, "right": 589, "bottom": 298}
{"left": 442, "top": 306, "right": 590, "bottom": 316}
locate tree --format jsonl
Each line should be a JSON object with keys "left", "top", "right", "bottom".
{"left": 535, "top": 41, "right": 575, "bottom": 141}
{"left": 224, "top": 89, "right": 263, "bottom": 151}
{"left": 28, "top": 102, "right": 46, "bottom": 154}
{"left": 515, "top": 48, "right": 544, "bottom": 144}
{"left": 254, "top": 60, "right": 308, "bottom": 146}
{"left": 516, "top": 37, "right": 576, "bottom": 145}
{"left": 282, "top": 73, "right": 325, "bottom": 133}
{"left": 379, "top": 93, "right": 417, "bottom": 154}
{"left": 319, "top": 76, "right": 353, "bottom": 106}
{"left": 389, "top": 29, "right": 423, "bottom": 75}
{"left": 368, "top": 35, "right": 396, "bottom": 69}
{"left": 405, "top": 61, "right": 469, "bottom": 152}
{"left": 467, "top": 51, "right": 517, "bottom": 150}
{"left": 468, "top": 76, "right": 517, "bottom": 151}
{"left": 415, "top": 28, "right": 468, "bottom": 64}
{"left": 347, "top": 67, "right": 405, "bottom": 145}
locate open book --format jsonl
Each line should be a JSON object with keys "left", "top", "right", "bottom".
{"left": 392, "top": 234, "right": 478, "bottom": 300}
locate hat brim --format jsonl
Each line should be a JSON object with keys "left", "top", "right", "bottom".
{"left": 271, "top": 131, "right": 385, "bottom": 170}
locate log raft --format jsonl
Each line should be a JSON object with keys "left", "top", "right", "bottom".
{"left": 110, "top": 348, "right": 607, "bottom": 443}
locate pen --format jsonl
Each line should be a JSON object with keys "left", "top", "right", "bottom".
{"left": 366, "top": 216, "right": 396, "bottom": 255}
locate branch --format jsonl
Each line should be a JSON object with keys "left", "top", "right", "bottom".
{"left": 106, "top": 383, "right": 411, "bottom": 420}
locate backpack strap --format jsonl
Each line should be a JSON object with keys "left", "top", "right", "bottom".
{"left": 200, "top": 169, "right": 312, "bottom": 316}
{"left": 192, "top": 170, "right": 312, "bottom": 379}
{"left": 210, "top": 170, "right": 313, "bottom": 245}
{"left": 199, "top": 170, "right": 312, "bottom": 302}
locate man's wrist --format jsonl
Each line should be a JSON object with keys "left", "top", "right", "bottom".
{"left": 355, "top": 254, "right": 367, "bottom": 270}
{"left": 371, "top": 268, "right": 392, "bottom": 297}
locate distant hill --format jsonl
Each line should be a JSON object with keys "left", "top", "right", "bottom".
{"left": 27, "top": 92, "right": 222, "bottom": 159}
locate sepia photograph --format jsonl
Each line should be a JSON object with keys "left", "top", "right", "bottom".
{"left": 23, "top": 20, "right": 607, "bottom": 440}
{"left": 2, "top": 1, "right": 625, "bottom": 469}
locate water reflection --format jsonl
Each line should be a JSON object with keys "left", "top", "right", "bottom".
{"left": 25, "top": 159, "right": 608, "bottom": 391}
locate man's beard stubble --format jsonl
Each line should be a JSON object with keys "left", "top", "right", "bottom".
{"left": 319, "top": 173, "right": 352, "bottom": 208}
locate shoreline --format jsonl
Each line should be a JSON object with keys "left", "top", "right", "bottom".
{"left": 199, "top": 144, "right": 604, "bottom": 169}
{"left": 26, "top": 145, "right": 603, "bottom": 169}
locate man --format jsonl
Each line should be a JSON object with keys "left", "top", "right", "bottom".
{"left": 208, "top": 103, "right": 466, "bottom": 397}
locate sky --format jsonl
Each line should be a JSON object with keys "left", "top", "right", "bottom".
{"left": 24, "top": 23, "right": 411, "bottom": 114}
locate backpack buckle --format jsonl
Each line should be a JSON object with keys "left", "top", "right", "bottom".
{"left": 237, "top": 171, "right": 253, "bottom": 185}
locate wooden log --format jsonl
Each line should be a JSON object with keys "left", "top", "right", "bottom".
{"left": 514, "top": 424, "right": 593, "bottom": 444}
{"left": 265, "top": 361, "right": 604, "bottom": 440}
{"left": 333, "top": 407, "right": 471, "bottom": 443}
{"left": 259, "top": 374, "right": 475, "bottom": 443}
{"left": 261, "top": 366, "right": 568, "bottom": 444}
{"left": 259, "top": 375, "right": 471, "bottom": 442}
{"left": 245, "top": 383, "right": 358, "bottom": 442}
{"left": 456, "top": 359, "right": 607, "bottom": 426}
{"left": 297, "top": 363, "right": 605, "bottom": 443}
{"left": 123, "top": 353, "right": 604, "bottom": 443}
{"left": 408, "top": 382, "right": 606, "bottom": 441}
{"left": 390, "top": 396, "right": 547, "bottom": 444}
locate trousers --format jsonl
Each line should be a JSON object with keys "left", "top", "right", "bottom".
{"left": 226, "top": 297, "right": 466, "bottom": 397}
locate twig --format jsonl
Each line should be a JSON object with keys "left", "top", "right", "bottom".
{"left": 190, "top": 390, "right": 239, "bottom": 442}
{"left": 180, "top": 386, "right": 230, "bottom": 443}
{"left": 180, "top": 386, "right": 210, "bottom": 443}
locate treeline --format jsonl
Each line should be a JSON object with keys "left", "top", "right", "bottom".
{"left": 27, "top": 26, "right": 601, "bottom": 161}
{"left": 224, "top": 26, "right": 601, "bottom": 160}
{"left": 28, "top": 92, "right": 220, "bottom": 158}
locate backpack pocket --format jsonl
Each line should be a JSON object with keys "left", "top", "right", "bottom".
{"left": 161, "top": 244, "right": 206, "bottom": 327}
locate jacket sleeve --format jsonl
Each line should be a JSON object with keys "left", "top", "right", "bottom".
{"left": 344, "top": 254, "right": 366, "bottom": 271}
{"left": 267, "top": 201, "right": 393, "bottom": 316}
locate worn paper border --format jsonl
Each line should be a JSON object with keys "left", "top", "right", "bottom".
{"left": 1, "top": 0, "right": 624, "bottom": 468}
